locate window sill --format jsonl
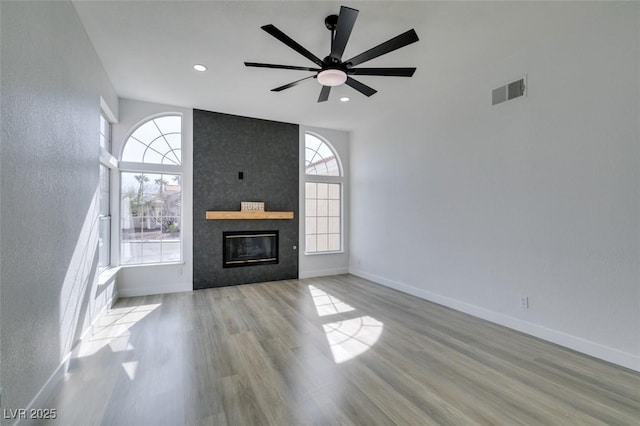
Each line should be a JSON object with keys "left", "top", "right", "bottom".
{"left": 119, "top": 261, "right": 184, "bottom": 269}
{"left": 98, "top": 266, "right": 121, "bottom": 286}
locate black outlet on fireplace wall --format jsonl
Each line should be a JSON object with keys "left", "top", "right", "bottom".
{"left": 238, "top": 171, "right": 243, "bottom": 180}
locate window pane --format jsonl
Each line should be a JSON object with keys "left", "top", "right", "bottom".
{"left": 328, "top": 183, "right": 340, "bottom": 199}
{"left": 329, "top": 217, "right": 340, "bottom": 234}
{"left": 122, "top": 115, "right": 182, "bottom": 165}
{"left": 122, "top": 140, "right": 147, "bottom": 163}
{"left": 148, "top": 139, "right": 180, "bottom": 165}
{"left": 99, "top": 165, "right": 110, "bottom": 216}
{"left": 305, "top": 199, "right": 316, "bottom": 215}
{"left": 317, "top": 199, "right": 328, "bottom": 216}
{"left": 306, "top": 217, "right": 317, "bottom": 234}
{"left": 317, "top": 234, "right": 328, "bottom": 252}
{"left": 305, "top": 180, "right": 341, "bottom": 253}
{"left": 142, "top": 238, "right": 162, "bottom": 264}
{"left": 131, "top": 121, "right": 161, "bottom": 148}
{"left": 98, "top": 217, "right": 110, "bottom": 270}
{"left": 306, "top": 235, "right": 317, "bottom": 252}
{"left": 121, "top": 244, "right": 142, "bottom": 265}
{"left": 317, "top": 216, "right": 328, "bottom": 234}
{"left": 317, "top": 183, "right": 328, "bottom": 199}
{"left": 328, "top": 200, "right": 340, "bottom": 217}
{"left": 161, "top": 241, "right": 181, "bottom": 263}
{"left": 306, "top": 182, "right": 317, "bottom": 198}
{"left": 121, "top": 171, "right": 182, "bottom": 265}
{"left": 328, "top": 234, "right": 341, "bottom": 251}
{"left": 142, "top": 148, "right": 164, "bottom": 165}
{"left": 304, "top": 133, "right": 342, "bottom": 254}
{"left": 154, "top": 115, "right": 181, "bottom": 135}
{"left": 98, "top": 115, "right": 111, "bottom": 270}
{"left": 305, "top": 133, "right": 340, "bottom": 176}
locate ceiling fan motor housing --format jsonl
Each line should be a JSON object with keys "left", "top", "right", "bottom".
{"left": 325, "top": 14, "right": 339, "bottom": 31}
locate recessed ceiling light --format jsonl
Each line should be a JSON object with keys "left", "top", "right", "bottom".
{"left": 340, "top": 97, "right": 350, "bottom": 102}
{"left": 193, "top": 64, "right": 207, "bottom": 72}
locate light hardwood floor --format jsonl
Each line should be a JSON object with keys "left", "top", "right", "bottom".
{"left": 42, "top": 275, "right": 639, "bottom": 425}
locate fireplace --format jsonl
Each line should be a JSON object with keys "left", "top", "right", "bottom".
{"left": 223, "top": 231, "right": 279, "bottom": 268}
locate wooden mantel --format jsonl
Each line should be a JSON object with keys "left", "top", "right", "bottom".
{"left": 205, "top": 211, "right": 294, "bottom": 220}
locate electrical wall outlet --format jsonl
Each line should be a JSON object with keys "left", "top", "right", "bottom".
{"left": 520, "top": 296, "right": 529, "bottom": 309}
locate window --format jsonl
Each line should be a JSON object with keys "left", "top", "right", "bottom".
{"left": 98, "top": 113, "right": 112, "bottom": 271}
{"left": 305, "top": 133, "right": 342, "bottom": 254}
{"left": 121, "top": 115, "right": 181, "bottom": 165}
{"left": 306, "top": 133, "right": 339, "bottom": 176}
{"left": 120, "top": 115, "right": 182, "bottom": 265}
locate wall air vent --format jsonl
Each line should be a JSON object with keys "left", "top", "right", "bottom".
{"left": 492, "top": 75, "right": 526, "bottom": 105}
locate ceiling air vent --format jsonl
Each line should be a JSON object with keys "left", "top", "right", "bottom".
{"left": 492, "top": 76, "right": 526, "bottom": 106}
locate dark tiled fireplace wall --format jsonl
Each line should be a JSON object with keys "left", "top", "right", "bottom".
{"left": 193, "top": 110, "right": 299, "bottom": 289}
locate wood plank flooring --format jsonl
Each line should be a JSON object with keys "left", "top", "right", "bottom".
{"left": 41, "top": 275, "right": 640, "bottom": 425}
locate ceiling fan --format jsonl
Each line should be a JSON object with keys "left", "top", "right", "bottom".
{"left": 244, "top": 6, "right": 419, "bottom": 102}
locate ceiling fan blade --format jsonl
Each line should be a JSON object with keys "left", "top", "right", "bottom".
{"left": 330, "top": 6, "right": 359, "bottom": 60}
{"left": 261, "top": 24, "right": 325, "bottom": 67}
{"left": 345, "top": 77, "right": 377, "bottom": 97}
{"left": 245, "top": 62, "right": 320, "bottom": 72}
{"left": 318, "top": 85, "right": 331, "bottom": 102}
{"left": 349, "top": 67, "right": 416, "bottom": 77}
{"left": 345, "top": 29, "right": 419, "bottom": 67}
{"left": 272, "top": 75, "right": 315, "bottom": 92}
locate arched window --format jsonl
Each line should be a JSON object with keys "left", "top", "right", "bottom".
{"left": 305, "top": 133, "right": 340, "bottom": 176}
{"left": 305, "top": 132, "right": 343, "bottom": 253}
{"left": 121, "top": 115, "right": 181, "bottom": 165}
{"left": 120, "top": 115, "right": 183, "bottom": 265}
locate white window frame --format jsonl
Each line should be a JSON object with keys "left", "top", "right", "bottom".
{"left": 99, "top": 113, "right": 117, "bottom": 273}
{"left": 304, "top": 132, "right": 344, "bottom": 255}
{"left": 119, "top": 114, "right": 184, "bottom": 266}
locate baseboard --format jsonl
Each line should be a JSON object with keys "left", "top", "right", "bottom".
{"left": 350, "top": 268, "right": 640, "bottom": 372}
{"left": 118, "top": 281, "right": 192, "bottom": 298}
{"left": 299, "top": 267, "right": 350, "bottom": 279}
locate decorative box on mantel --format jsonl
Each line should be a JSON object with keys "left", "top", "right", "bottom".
{"left": 241, "top": 201, "right": 265, "bottom": 212}
{"left": 206, "top": 200, "right": 292, "bottom": 220}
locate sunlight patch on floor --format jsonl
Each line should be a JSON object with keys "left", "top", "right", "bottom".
{"left": 308, "top": 284, "right": 383, "bottom": 364}
{"left": 73, "top": 303, "right": 161, "bottom": 358}
{"left": 308, "top": 285, "right": 355, "bottom": 316}
{"left": 121, "top": 361, "right": 139, "bottom": 380}
{"left": 322, "top": 316, "right": 384, "bottom": 363}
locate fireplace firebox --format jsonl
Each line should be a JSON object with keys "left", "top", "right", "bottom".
{"left": 223, "top": 231, "right": 279, "bottom": 268}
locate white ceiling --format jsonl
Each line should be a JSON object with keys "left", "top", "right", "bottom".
{"left": 72, "top": 1, "right": 589, "bottom": 132}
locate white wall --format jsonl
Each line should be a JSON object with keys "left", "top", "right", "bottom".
{"left": 350, "top": 3, "right": 640, "bottom": 371}
{"left": 299, "top": 126, "right": 350, "bottom": 278}
{"left": 0, "top": 0, "right": 119, "bottom": 414}
{"left": 112, "top": 99, "right": 193, "bottom": 297}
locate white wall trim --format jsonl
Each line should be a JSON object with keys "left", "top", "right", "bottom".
{"left": 100, "top": 96, "right": 118, "bottom": 124}
{"left": 118, "top": 282, "right": 192, "bottom": 298}
{"left": 299, "top": 267, "right": 350, "bottom": 279}
{"left": 349, "top": 269, "right": 640, "bottom": 373}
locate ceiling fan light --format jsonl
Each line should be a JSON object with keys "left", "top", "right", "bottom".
{"left": 317, "top": 69, "right": 347, "bottom": 87}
